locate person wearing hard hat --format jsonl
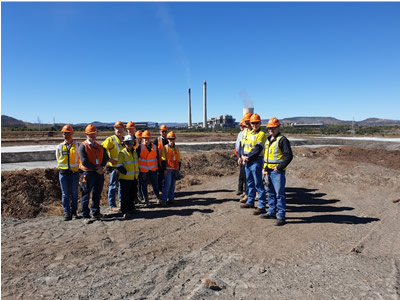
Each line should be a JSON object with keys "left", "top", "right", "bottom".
{"left": 235, "top": 119, "right": 248, "bottom": 198}
{"left": 117, "top": 135, "right": 140, "bottom": 217}
{"left": 260, "top": 117, "right": 293, "bottom": 226}
{"left": 154, "top": 124, "right": 169, "bottom": 192}
{"left": 79, "top": 124, "right": 109, "bottom": 224}
{"left": 126, "top": 121, "right": 137, "bottom": 142}
{"left": 136, "top": 130, "right": 160, "bottom": 205}
{"left": 56, "top": 124, "right": 81, "bottom": 221}
{"left": 238, "top": 112, "right": 252, "bottom": 203}
{"left": 134, "top": 130, "right": 143, "bottom": 150}
{"left": 102, "top": 121, "right": 125, "bottom": 212}
{"left": 160, "top": 131, "right": 181, "bottom": 206}
{"left": 239, "top": 113, "right": 267, "bottom": 215}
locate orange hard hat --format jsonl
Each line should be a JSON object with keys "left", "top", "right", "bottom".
{"left": 142, "top": 130, "right": 152, "bottom": 138}
{"left": 167, "top": 131, "right": 176, "bottom": 139}
{"left": 61, "top": 124, "right": 74, "bottom": 133}
{"left": 250, "top": 113, "right": 261, "bottom": 123}
{"left": 267, "top": 117, "right": 280, "bottom": 128}
{"left": 243, "top": 112, "right": 252, "bottom": 121}
{"left": 85, "top": 124, "right": 97, "bottom": 134}
{"left": 126, "top": 121, "right": 136, "bottom": 129}
{"left": 114, "top": 121, "right": 124, "bottom": 128}
{"left": 159, "top": 124, "right": 168, "bottom": 131}
{"left": 135, "top": 130, "right": 142, "bottom": 138}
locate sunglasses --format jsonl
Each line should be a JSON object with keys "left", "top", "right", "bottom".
{"left": 161, "top": 131, "right": 167, "bottom": 133}
{"left": 250, "top": 122, "right": 260, "bottom": 125}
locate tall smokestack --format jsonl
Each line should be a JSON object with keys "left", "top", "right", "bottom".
{"left": 203, "top": 80, "right": 207, "bottom": 128}
{"left": 188, "top": 88, "right": 192, "bottom": 127}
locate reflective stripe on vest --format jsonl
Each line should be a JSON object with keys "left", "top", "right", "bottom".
{"left": 79, "top": 140, "right": 104, "bottom": 171}
{"left": 118, "top": 148, "right": 139, "bottom": 180}
{"left": 57, "top": 141, "right": 79, "bottom": 172}
{"left": 164, "top": 145, "right": 180, "bottom": 171}
{"left": 264, "top": 135, "right": 286, "bottom": 169}
{"left": 243, "top": 129, "right": 265, "bottom": 159}
{"left": 138, "top": 144, "right": 158, "bottom": 172}
{"left": 111, "top": 135, "right": 122, "bottom": 160}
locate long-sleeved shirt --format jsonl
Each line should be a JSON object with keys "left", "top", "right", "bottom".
{"left": 265, "top": 134, "right": 293, "bottom": 171}
{"left": 78, "top": 141, "right": 109, "bottom": 171}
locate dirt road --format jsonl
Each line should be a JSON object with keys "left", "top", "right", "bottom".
{"left": 2, "top": 146, "right": 400, "bottom": 299}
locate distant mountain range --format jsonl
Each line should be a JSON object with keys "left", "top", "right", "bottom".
{"left": 2, "top": 115, "right": 400, "bottom": 128}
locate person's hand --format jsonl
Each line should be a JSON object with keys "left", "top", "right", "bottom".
{"left": 237, "top": 158, "right": 242, "bottom": 166}
{"left": 273, "top": 166, "right": 279, "bottom": 172}
{"left": 96, "top": 167, "right": 104, "bottom": 175}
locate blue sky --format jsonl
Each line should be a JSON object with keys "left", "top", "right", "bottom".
{"left": 2, "top": 2, "right": 400, "bottom": 125}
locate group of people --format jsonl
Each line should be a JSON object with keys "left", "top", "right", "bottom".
{"left": 236, "top": 113, "right": 293, "bottom": 226}
{"left": 56, "top": 122, "right": 181, "bottom": 224}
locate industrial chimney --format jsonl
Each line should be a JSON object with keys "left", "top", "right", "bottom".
{"left": 203, "top": 80, "right": 207, "bottom": 128}
{"left": 188, "top": 88, "right": 192, "bottom": 128}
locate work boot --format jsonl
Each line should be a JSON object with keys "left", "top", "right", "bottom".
{"left": 259, "top": 213, "right": 276, "bottom": 219}
{"left": 111, "top": 207, "right": 120, "bottom": 212}
{"left": 157, "top": 199, "right": 162, "bottom": 205}
{"left": 160, "top": 201, "right": 167, "bottom": 207}
{"left": 240, "top": 203, "right": 254, "bottom": 209}
{"left": 253, "top": 208, "right": 266, "bottom": 215}
{"left": 64, "top": 213, "right": 72, "bottom": 221}
{"left": 83, "top": 218, "right": 92, "bottom": 224}
{"left": 275, "top": 218, "right": 286, "bottom": 226}
{"left": 71, "top": 210, "right": 81, "bottom": 220}
{"left": 145, "top": 197, "right": 150, "bottom": 206}
{"left": 92, "top": 213, "right": 103, "bottom": 220}
{"left": 167, "top": 200, "right": 177, "bottom": 205}
{"left": 240, "top": 194, "right": 248, "bottom": 203}
{"left": 236, "top": 190, "right": 242, "bottom": 195}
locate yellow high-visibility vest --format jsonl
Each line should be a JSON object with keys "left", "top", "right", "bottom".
{"left": 102, "top": 135, "right": 123, "bottom": 167}
{"left": 243, "top": 129, "right": 266, "bottom": 159}
{"left": 264, "top": 135, "right": 286, "bottom": 170}
{"left": 117, "top": 148, "right": 139, "bottom": 180}
{"left": 56, "top": 141, "right": 80, "bottom": 172}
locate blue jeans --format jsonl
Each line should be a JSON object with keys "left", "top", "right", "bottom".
{"left": 162, "top": 170, "right": 177, "bottom": 202}
{"left": 81, "top": 171, "right": 104, "bottom": 218}
{"left": 59, "top": 171, "right": 79, "bottom": 215}
{"left": 107, "top": 168, "right": 121, "bottom": 208}
{"left": 245, "top": 159, "right": 266, "bottom": 209}
{"left": 267, "top": 170, "right": 286, "bottom": 219}
{"left": 140, "top": 170, "right": 159, "bottom": 199}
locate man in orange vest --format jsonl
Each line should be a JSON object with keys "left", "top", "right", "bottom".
{"left": 160, "top": 131, "right": 181, "bottom": 206}
{"left": 56, "top": 124, "right": 80, "bottom": 221}
{"left": 79, "top": 124, "right": 109, "bottom": 223}
{"left": 137, "top": 130, "right": 160, "bottom": 206}
{"left": 102, "top": 121, "right": 124, "bottom": 211}
{"left": 154, "top": 124, "right": 169, "bottom": 192}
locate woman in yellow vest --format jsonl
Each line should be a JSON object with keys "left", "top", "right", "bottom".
{"left": 260, "top": 117, "right": 293, "bottom": 226}
{"left": 117, "top": 135, "right": 140, "bottom": 216}
{"left": 56, "top": 124, "right": 81, "bottom": 221}
{"left": 160, "top": 131, "right": 181, "bottom": 206}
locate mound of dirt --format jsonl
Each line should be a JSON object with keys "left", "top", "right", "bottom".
{"left": 1, "top": 150, "right": 238, "bottom": 219}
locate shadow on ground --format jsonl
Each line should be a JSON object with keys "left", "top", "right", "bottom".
{"left": 284, "top": 187, "right": 380, "bottom": 225}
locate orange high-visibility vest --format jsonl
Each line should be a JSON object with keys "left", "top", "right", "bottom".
{"left": 138, "top": 144, "right": 158, "bottom": 172}
{"left": 162, "top": 145, "right": 180, "bottom": 171}
{"left": 79, "top": 140, "right": 104, "bottom": 172}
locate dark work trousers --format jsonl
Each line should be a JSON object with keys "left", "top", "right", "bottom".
{"left": 158, "top": 167, "right": 164, "bottom": 193}
{"left": 238, "top": 164, "right": 248, "bottom": 194}
{"left": 119, "top": 179, "right": 138, "bottom": 214}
